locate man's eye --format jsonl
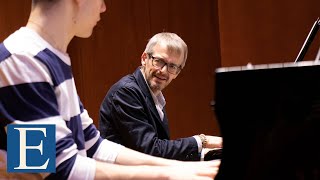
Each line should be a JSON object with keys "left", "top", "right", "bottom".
{"left": 155, "top": 59, "right": 164, "bottom": 63}
{"left": 169, "top": 65, "right": 177, "bottom": 70}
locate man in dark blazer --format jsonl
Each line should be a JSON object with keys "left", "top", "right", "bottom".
{"left": 99, "top": 32, "right": 222, "bottom": 161}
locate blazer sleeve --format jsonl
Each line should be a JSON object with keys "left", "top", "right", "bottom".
{"left": 104, "top": 86, "right": 200, "bottom": 161}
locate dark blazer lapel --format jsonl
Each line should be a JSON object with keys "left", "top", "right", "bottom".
{"left": 133, "top": 67, "right": 170, "bottom": 137}
{"left": 162, "top": 109, "right": 171, "bottom": 138}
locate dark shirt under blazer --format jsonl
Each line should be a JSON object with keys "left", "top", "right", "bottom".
{"left": 99, "top": 67, "right": 200, "bottom": 161}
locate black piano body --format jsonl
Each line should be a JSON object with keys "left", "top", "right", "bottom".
{"left": 214, "top": 61, "right": 320, "bottom": 180}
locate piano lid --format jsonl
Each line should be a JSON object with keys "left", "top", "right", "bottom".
{"left": 216, "top": 60, "right": 320, "bottom": 73}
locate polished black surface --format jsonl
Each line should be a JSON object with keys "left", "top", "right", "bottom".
{"left": 204, "top": 148, "right": 223, "bottom": 161}
{"left": 214, "top": 61, "right": 320, "bottom": 180}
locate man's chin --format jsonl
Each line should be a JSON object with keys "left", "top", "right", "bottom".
{"left": 150, "top": 84, "right": 163, "bottom": 93}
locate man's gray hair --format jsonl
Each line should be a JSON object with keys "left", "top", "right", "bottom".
{"left": 144, "top": 32, "right": 188, "bottom": 68}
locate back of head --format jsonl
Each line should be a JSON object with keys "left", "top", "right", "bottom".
{"left": 32, "top": 0, "right": 60, "bottom": 4}
{"left": 31, "top": 0, "right": 61, "bottom": 9}
{"left": 144, "top": 32, "right": 188, "bottom": 68}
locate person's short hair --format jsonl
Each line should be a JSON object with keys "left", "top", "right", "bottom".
{"left": 32, "top": 0, "right": 59, "bottom": 6}
{"left": 144, "top": 32, "right": 188, "bottom": 68}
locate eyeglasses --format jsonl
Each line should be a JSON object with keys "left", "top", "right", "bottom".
{"left": 147, "top": 53, "right": 182, "bottom": 75}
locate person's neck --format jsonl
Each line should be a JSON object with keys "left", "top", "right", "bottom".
{"left": 26, "top": 18, "right": 69, "bottom": 53}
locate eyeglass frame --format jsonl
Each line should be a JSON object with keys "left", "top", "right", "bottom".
{"left": 147, "top": 53, "right": 183, "bottom": 75}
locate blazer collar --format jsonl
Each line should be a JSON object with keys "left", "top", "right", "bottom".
{"left": 133, "top": 67, "right": 170, "bottom": 137}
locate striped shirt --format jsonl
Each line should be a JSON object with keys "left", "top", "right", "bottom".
{"left": 0, "top": 27, "right": 123, "bottom": 180}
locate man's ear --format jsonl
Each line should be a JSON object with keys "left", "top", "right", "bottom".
{"left": 141, "top": 52, "right": 148, "bottom": 66}
{"left": 74, "top": 0, "right": 86, "bottom": 8}
{"left": 74, "top": 0, "right": 83, "bottom": 5}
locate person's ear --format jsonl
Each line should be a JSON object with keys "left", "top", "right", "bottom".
{"left": 74, "top": 0, "right": 84, "bottom": 5}
{"left": 141, "top": 53, "right": 148, "bottom": 66}
{"left": 74, "top": 0, "right": 87, "bottom": 8}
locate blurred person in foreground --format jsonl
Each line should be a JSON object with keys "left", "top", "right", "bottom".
{"left": 0, "top": 0, "right": 220, "bottom": 179}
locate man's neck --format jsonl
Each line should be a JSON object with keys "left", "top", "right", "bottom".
{"left": 26, "top": 6, "right": 73, "bottom": 53}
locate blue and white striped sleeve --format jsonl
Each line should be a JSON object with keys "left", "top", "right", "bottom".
{"left": 0, "top": 47, "right": 96, "bottom": 179}
{"left": 79, "top": 105, "right": 124, "bottom": 163}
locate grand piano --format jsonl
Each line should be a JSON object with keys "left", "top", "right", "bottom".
{"left": 211, "top": 17, "right": 320, "bottom": 180}
{"left": 213, "top": 61, "right": 320, "bottom": 180}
